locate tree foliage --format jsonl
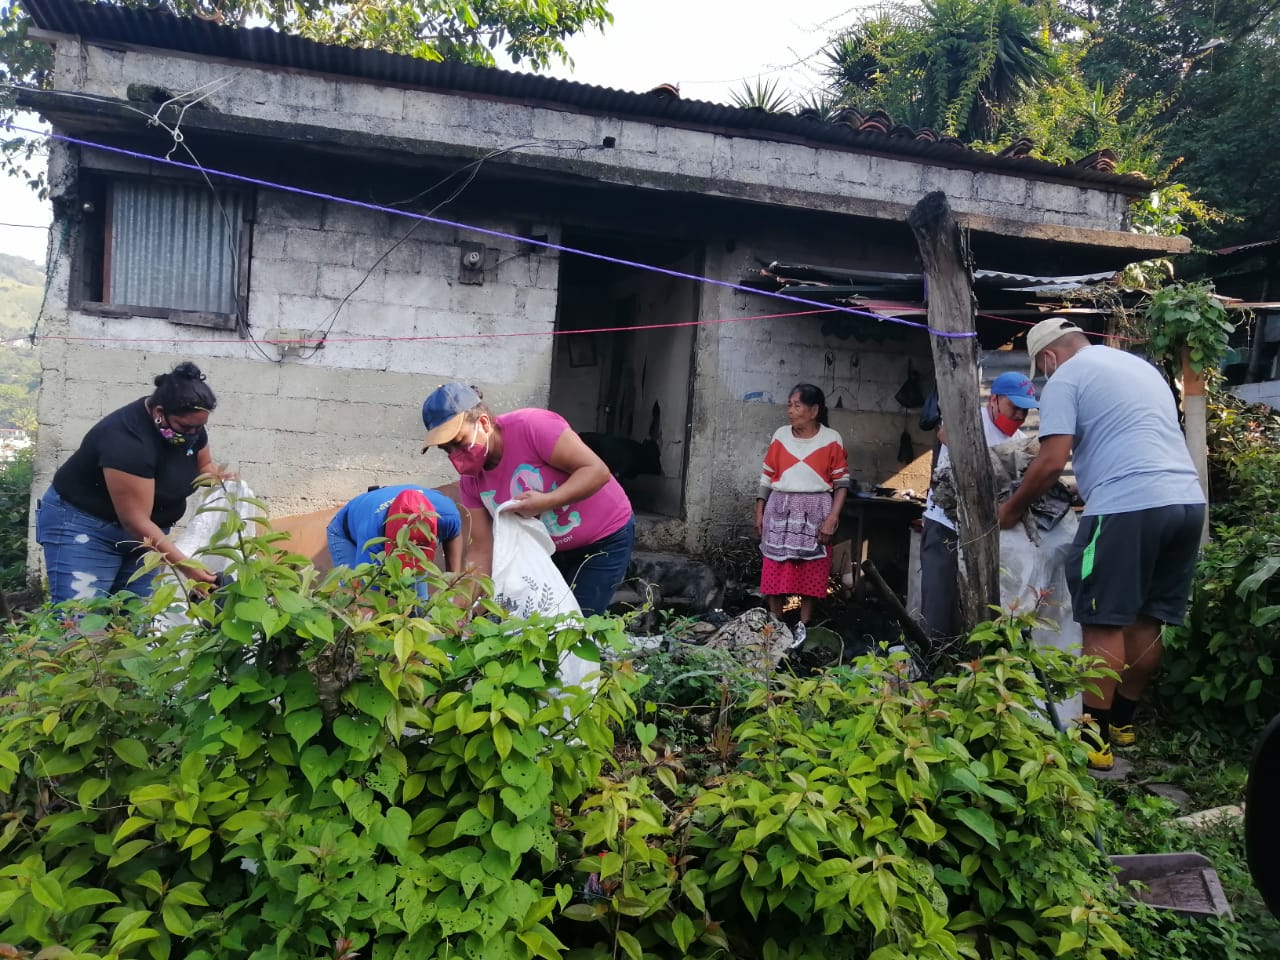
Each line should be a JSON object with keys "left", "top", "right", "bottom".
{"left": 810, "top": 0, "right": 1280, "bottom": 251}
{"left": 822, "top": 0, "right": 1055, "bottom": 139}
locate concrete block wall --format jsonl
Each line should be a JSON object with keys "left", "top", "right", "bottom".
{"left": 32, "top": 139, "right": 563, "bottom": 532}
{"left": 682, "top": 240, "right": 938, "bottom": 550}
{"left": 55, "top": 38, "right": 1133, "bottom": 236}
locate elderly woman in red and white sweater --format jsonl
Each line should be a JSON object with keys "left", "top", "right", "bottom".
{"left": 753, "top": 383, "right": 851, "bottom": 641}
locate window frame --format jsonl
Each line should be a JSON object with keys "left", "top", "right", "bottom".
{"left": 74, "top": 172, "right": 254, "bottom": 332}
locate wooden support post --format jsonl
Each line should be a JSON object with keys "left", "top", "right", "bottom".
{"left": 1181, "top": 347, "right": 1211, "bottom": 545}
{"left": 861, "top": 559, "right": 932, "bottom": 662}
{"left": 908, "top": 192, "right": 1000, "bottom": 630}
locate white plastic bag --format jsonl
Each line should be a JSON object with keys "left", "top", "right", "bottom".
{"left": 999, "top": 512, "right": 1083, "bottom": 724}
{"left": 154, "top": 481, "right": 262, "bottom": 629}
{"left": 170, "top": 480, "right": 262, "bottom": 574}
{"left": 490, "top": 501, "right": 596, "bottom": 689}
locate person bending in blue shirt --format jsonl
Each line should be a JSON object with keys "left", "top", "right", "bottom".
{"left": 326, "top": 485, "right": 463, "bottom": 595}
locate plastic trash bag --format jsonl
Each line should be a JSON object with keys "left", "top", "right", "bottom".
{"left": 999, "top": 511, "right": 1083, "bottom": 724}
{"left": 154, "top": 481, "right": 261, "bottom": 629}
{"left": 170, "top": 480, "right": 262, "bottom": 574}
{"left": 490, "top": 500, "right": 596, "bottom": 689}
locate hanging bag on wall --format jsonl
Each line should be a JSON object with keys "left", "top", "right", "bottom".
{"left": 490, "top": 501, "right": 597, "bottom": 689}
{"left": 894, "top": 362, "right": 926, "bottom": 409}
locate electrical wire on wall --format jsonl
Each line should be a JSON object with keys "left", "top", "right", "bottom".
{"left": 296, "top": 137, "right": 609, "bottom": 360}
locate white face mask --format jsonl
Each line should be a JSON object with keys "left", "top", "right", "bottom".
{"left": 1041, "top": 352, "right": 1059, "bottom": 380}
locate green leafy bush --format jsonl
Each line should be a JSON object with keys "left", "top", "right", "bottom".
{"left": 1161, "top": 391, "right": 1280, "bottom": 730}
{"left": 582, "top": 623, "right": 1130, "bottom": 959}
{"left": 0, "top": 491, "right": 1132, "bottom": 960}
{"left": 0, "top": 491, "right": 637, "bottom": 959}
{"left": 0, "top": 442, "right": 34, "bottom": 592}
{"left": 1144, "top": 281, "right": 1235, "bottom": 374}
{"left": 1102, "top": 793, "right": 1280, "bottom": 960}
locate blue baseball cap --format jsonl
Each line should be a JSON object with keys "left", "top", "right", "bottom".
{"left": 421, "top": 382, "right": 482, "bottom": 450}
{"left": 990, "top": 371, "right": 1039, "bottom": 409}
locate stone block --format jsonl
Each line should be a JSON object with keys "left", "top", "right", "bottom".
{"left": 251, "top": 226, "right": 288, "bottom": 261}
{"left": 284, "top": 227, "right": 357, "bottom": 267}
{"left": 275, "top": 294, "right": 343, "bottom": 334}
{"left": 448, "top": 283, "right": 518, "bottom": 317}
{"left": 512, "top": 286, "right": 560, "bottom": 323}
{"left": 869, "top": 156, "right": 926, "bottom": 198}
{"left": 1031, "top": 180, "right": 1087, "bottom": 216}
{"left": 378, "top": 274, "right": 453, "bottom": 310}
{"left": 276, "top": 362, "right": 350, "bottom": 401}
{"left": 816, "top": 147, "right": 862, "bottom": 185}
{"left": 210, "top": 393, "right": 308, "bottom": 434}
{"left": 617, "top": 120, "right": 660, "bottom": 156}
{"left": 258, "top": 194, "right": 326, "bottom": 231}
{"left": 336, "top": 81, "right": 407, "bottom": 121}
{"left": 247, "top": 71, "right": 337, "bottom": 114}
{"left": 253, "top": 258, "right": 320, "bottom": 298}
{"left": 85, "top": 44, "right": 126, "bottom": 86}
{"left": 344, "top": 369, "right": 418, "bottom": 406}
{"left": 316, "top": 266, "right": 389, "bottom": 304}
{"left": 974, "top": 172, "right": 1029, "bottom": 210}
{"left": 779, "top": 145, "right": 819, "bottom": 180}
{"left": 313, "top": 400, "right": 395, "bottom": 438}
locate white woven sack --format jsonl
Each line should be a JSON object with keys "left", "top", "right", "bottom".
{"left": 490, "top": 500, "right": 596, "bottom": 689}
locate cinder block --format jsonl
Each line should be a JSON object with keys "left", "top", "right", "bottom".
{"left": 378, "top": 274, "right": 452, "bottom": 309}
{"left": 336, "top": 81, "right": 407, "bottom": 121}
{"left": 253, "top": 258, "right": 320, "bottom": 298}
{"left": 276, "top": 294, "right": 343, "bottom": 333}
{"left": 251, "top": 226, "right": 287, "bottom": 261}
{"left": 617, "top": 120, "right": 660, "bottom": 156}
{"left": 313, "top": 266, "right": 387, "bottom": 304}
{"left": 275, "top": 362, "right": 349, "bottom": 400}
{"left": 284, "top": 228, "right": 356, "bottom": 267}
{"left": 258, "top": 194, "right": 325, "bottom": 231}
{"left": 1032, "top": 181, "right": 1086, "bottom": 216}
{"left": 817, "top": 148, "right": 869, "bottom": 185}
{"left": 512, "top": 286, "right": 559, "bottom": 323}
{"left": 448, "top": 284, "right": 518, "bottom": 317}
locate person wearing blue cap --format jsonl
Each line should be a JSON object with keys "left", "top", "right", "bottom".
{"left": 920, "top": 370, "right": 1040, "bottom": 647}
{"left": 420, "top": 383, "right": 635, "bottom": 617}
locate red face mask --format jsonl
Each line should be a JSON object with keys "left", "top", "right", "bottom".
{"left": 446, "top": 423, "right": 489, "bottom": 476}
{"left": 989, "top": 397, "right": 1022, "bottom": 437}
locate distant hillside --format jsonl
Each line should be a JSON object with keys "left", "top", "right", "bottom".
{"left": 0, "top": 253, "right": 42, "bottom": 429}
{"left": 0, "top": 252, "right": 44, "bottom": 289}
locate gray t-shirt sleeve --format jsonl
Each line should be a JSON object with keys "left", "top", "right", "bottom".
{"left": 1036, "top": 375, "right": 1077, "bottom": 440}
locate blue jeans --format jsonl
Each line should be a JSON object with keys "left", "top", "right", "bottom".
{"left": 552, "top": 518, "right": 636, "bottom": 617}
{"left": 36, "top": 487, "right": 161, "bottom": 604}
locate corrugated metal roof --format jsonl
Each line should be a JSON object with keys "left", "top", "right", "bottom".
{"left": 22, "top": 0, "right": 1154, "bottom": 195}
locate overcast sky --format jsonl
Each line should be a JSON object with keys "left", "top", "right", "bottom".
{"left": 0, "top": 0, "right": 871, "bottom": 265}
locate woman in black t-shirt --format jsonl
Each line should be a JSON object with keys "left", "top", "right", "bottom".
{"left": 36, "top": 361, "right": 224, "bottom": 604}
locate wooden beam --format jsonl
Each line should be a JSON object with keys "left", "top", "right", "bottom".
{"left": 908, "top": 191, "right": 1000, "bottom": 630}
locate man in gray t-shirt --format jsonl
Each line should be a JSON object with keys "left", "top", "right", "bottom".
{"left": 998, "top": 318, "right": 1206, "bottom": 772}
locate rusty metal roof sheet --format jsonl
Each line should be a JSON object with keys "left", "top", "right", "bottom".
{"left": 22, "top": 0, "right": 1153, "bottom": 194}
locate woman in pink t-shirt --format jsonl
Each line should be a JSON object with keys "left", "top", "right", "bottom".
{"left": 420, "top": 383, "right": 635, "bottom": 616}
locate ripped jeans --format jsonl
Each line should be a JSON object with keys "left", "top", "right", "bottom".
{"left": 36, "top": 487, "right": 163, "bottom": 605}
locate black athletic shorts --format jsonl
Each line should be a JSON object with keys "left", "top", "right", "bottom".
{"left": 1065, "top": 503, "right": 1206, "bottom": 627}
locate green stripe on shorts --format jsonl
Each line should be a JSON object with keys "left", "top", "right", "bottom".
{"left": 1081, "top": 516, "right": 1104, "bottom": 581}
